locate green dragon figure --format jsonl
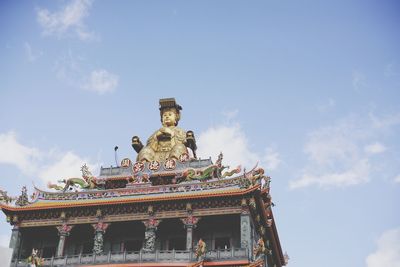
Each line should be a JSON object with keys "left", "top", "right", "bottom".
{"left": 182, "top": 153, "right": 241, "bottom": 181}
{"left": 47, "top": 164, "right": 100, "bottom": 192}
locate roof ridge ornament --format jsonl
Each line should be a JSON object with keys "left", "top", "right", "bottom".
{"left": 47, "top": 164, "right": 101, "bottom": 192}
{"left": 15, "top": 186, "right": 29, "bottom": 206}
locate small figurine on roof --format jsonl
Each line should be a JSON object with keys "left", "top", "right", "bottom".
{"left": 26, "top": 248, "right": 43, "bottom": 267}
{"left": 195, "top": 238, "right": 206, "bottom": 261}
{"left": 15, "top": 186, "right": 29, "bottom": 206}
{"left": 248, "top": 168, "right": 266, "bottom": 186}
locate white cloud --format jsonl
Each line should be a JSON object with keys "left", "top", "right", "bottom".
{"left": 303, "top": 127, "right": 358, "bottom": 166}
{"left": 263, "top": 148, "right": 281, "bottom": 171}
{"left": 364, "top": 142, "right": 386, "bottom": 154}
{"left": 82, "top": 69, "right": 119, "bottom": 95}
{"left": 0, "top": 132, "right": 41, "bottom": 175}
{"left": 24, "top": 42, "right": 43, "bottom": 62}
{"left": 369, "top": 112, "right": 400, "bottom": 130}
{"left": 36, "top": 0, "right": 95, "bottom": 41}
{"left": 54, "top": 52, "right": 119, "bottom": 94}
{"left": 0, "top": 131, "right": 99, "bottom": 185}
{"left": 394, "top": 174, "right": 400, "bottom": 184}
{"left": 289, "top": 114, "right": 399, "bottom": 190}
{"left": 39, "top": 151, "right": 99, "bottom": 184}
{"left": 290, "top": 159, "right": 370, "bottom": 189}
{"left": 197, "top": 123, "right": 280, "bottom": 172}
{"left": 366, "top": 227, "right": 400, "bottom": 267}
{"left": 197, "top": 124, "right": 257, "bottom": 169}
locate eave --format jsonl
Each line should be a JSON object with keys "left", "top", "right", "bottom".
{"left": 255, "top": 191, "right": 285, "bottom": 266}
{"left": 0, "top": 185, "right": 260, "bottom": 212}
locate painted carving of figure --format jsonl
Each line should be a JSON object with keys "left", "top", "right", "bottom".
{"left": 133, "top": 98, "right": 196, "bottom": 162}
{"left": 253, "top": 238, "right": 270, "bottom": 259}
{"left": 93, "top": 232, "right": 104, "bottom": 254}
{"left": 143, "top": 230, "right": 156, "bottom": 251}
{"left": 253, "top": 238, "right": 265, "bottom": 257}
{"left": 195, "top": 238, "right": 206, "bottom": 261}
{"left": 27, "top": 248, "right": 43, "bottom": 267}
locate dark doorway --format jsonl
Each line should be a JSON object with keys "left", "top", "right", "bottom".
{"left": 157, "top": 218, "right": 186, "bottom": 250}
{"left": 215, "top": 237, "right": 231, "bottom": 249}
{"left": 169, "top": 237, "right": 186, "bottom": 250}
{"left": 124, "top": 240, "right": 142, "bottom": 252}
{"left": 19, "top": 226, "right": 58, "bottom": 259}
{"left": 104, "top": 221, "right": 145, "bottom": 253}
{"left": 194, "top": 214, "right": 240, "bottom": 250}
{"left": 42, "top": 246, "right": 57, "bottom": 258}
{"left": 65, "top": 224, "right": 94, "bottom": 255}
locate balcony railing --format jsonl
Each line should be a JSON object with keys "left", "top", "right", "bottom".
{"left": 11, "top": 248, "right": 249, "bottom": 267}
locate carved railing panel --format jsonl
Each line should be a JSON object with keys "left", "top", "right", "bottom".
{"left": 11, "top": 248, "right": 249, "bottom": 266}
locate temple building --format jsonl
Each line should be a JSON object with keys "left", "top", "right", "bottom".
{"left": 0, "top": 98, "right": 287, "bottom": 267}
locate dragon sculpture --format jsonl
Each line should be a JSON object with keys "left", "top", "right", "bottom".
{"left": 0, "top": 189, "right": 14, "bottom": 204}
{"left": 48, "top": 164, "right": 100, "bottom": 192}
{"left": 182, "top": 153, "right": 241, "bottom": 182}
{"left": 143, "top": 230, "right": 156, "bottom": 251}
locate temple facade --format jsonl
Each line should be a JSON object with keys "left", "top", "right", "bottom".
{"left": 0, "top": 98, "right": 287, "bottom": 267}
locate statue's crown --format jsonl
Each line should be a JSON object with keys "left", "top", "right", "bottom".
{"left": 159, "top": 98, "right": 182, "bottom": 113}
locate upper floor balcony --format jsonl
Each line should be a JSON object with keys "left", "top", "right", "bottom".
{"left": 12, "top": 247, "right": 249, "bottom": 267}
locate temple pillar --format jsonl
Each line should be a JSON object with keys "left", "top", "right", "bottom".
{"left": 56, "top": 224, "right": 74, "bottom": 257}
{"left": 142, "top": 219, "right": 161, "bottom": 252}
{"left": 240, "top": 199, "right": 252, "bottom": 257}
{"left": 181, "top": 215, "right": 200, "bottom": 250}
{"left": 186, "top": 225, "right": 194, "bottom": 250}
{"left": 9, "top": 225, "right": 21, "bottom": 260}
{"left": 92, "top": 222, "right": 109, "bottom": 254}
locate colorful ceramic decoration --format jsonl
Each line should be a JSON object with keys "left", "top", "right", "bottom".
{"left": 121, "top": 158, "right": 132, "bottom": 168}
{"left": 164, "top": 159, "right": 176, "bottom": 170}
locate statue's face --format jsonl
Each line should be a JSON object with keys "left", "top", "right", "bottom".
{"left": 162, "top": 108, "right": 178, "bottom": 126}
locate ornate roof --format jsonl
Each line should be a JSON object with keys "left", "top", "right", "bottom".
{"left": 0, "top": 166, "right": 266, "bottom": 211}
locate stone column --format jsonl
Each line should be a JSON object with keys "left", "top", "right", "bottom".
{"left": 56, "top": 223, "right": 74, "bottom": 257}
{"left": 92, "top": 222, "right": 109, "bottom": 254}
{"left": 240, "top": 199, "right": 252, "bottom": 257}
{"left": 142, "top": 219, "right": 161, "bottom": 252}
{"left": 9, "top": 225, "right": 21, "bottom": 260}
{"left": 181, "top": 215, "right": 200, "bottom": 250}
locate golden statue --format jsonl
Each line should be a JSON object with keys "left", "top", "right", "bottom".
{"left": 132, "top": 98, "right": 197, "bottom": 162}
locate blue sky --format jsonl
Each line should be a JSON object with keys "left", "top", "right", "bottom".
{"left": 0, "top": 1, "right": 399, "bottom": 266}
